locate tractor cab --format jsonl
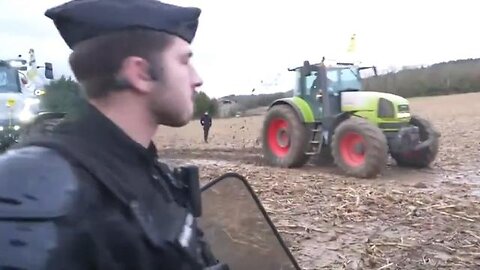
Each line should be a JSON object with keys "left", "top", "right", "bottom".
{"left": 290, "top": 60, "right": 377, "bottom": 121}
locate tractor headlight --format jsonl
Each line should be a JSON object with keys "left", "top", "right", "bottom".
{"left": 378, "top": 98, "right": 395, "bottom": 118}
{"left": 18, "top": 98, "right": 40, "bottom": 123}
{"left": 397, "top": 104, "right": 409, "bottom": 113}
{"left": 34, "top": 89, "right": 46, "bottom": 96}
{"left": 18, "top": 109, "right": 35, "bottom": 122}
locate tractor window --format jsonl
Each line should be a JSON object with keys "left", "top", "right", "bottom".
{"left": 327, "top": 68, "right": 362, "bottom": 92}
{"left": 0, "top": 71, "right": 7, "bottom": 86}
{"left": 326, "top": 70, "right": 339, "bottom": 92}
{"left": 305, "top": 73, "right": 317, "bottom": 95}
{"left": 0, "top": 67, "right": 21, "bottom": 93}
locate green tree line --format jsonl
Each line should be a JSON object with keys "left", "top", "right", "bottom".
{"left": 220, "top": 91, "right": 290, "bottom": 110}
{"left": 363, "top": 58, "right": 480, "bottom": 97}
{"left": 192, "top": 91, "right": 218, "bottom": 118}
{"left": 40, "top": 76, "right": 219, "bottom": 119}
{"left": 40, "top": 75, "right": 88, "bottom": 118}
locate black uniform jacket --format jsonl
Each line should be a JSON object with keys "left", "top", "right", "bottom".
{"left": 0, "top": 105, "right": 215, "bottom": 270}
{"left": 200, "top": 115, "right": 212, "bottom": 129}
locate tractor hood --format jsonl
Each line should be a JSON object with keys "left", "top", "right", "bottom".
{"left": 341, "top": 91, "right": 410, "bottom": 114}
{"left": 367, "top": 91, "right": 409, "bottom": 105}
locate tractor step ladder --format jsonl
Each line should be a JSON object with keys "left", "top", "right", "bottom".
{"left": 305, "top": 122, "right": 323, "bottom": 156}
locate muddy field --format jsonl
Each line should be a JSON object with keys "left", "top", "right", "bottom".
{"left": 154, "top": 92, "right": 480, "bottom": 269}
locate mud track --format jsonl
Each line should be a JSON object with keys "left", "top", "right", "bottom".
{"left": 161, "top": 147, "right": 264, "bottom": 165}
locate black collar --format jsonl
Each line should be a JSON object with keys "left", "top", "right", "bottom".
{"left": 55, "top": 104, "right": 158, "bottom": 165}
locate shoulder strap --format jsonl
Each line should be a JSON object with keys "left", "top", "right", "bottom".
{"left": 12, "top": 135, "right": 136, "bottom": 206}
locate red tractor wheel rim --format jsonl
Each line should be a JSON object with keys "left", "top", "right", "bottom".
{"left": 340, "top": 132, "right": 365, "bottom": 166}
{"left": 268, "top": 118, "right": 290, "bottom": 157}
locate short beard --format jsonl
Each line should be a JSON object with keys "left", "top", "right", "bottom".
{"left": 148, "top": 90, "right": 191, "bottom": 127}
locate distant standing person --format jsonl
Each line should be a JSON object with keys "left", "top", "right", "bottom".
{"left": 200, "top": 111, "right": 212, "bottom": 142}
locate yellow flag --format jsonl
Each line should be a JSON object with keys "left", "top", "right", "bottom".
{"left": 347, "top": 33, "right": 356, "bottom": 53}
{"left": 6, "top": 98, "right": 16, "bottom": 108}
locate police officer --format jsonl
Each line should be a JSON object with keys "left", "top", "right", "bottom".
{"left": 200, "top": 111, "right": 212, "bottom": 143}
{"left": 0, "top": 0, "right": 227, "bottom": 269}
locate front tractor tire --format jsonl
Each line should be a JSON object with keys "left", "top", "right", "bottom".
{"left": 391, "top": 115, "right": 440, "bottom": 168}
{"left": 262, "top": 105, "right": 310, "bottom": 168}
{"left": 332, "top": 117, "right": 389, "bottom": 178}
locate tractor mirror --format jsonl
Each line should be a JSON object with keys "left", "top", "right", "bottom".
{"left": 44, "top": 62, "right": 53, "bottom": 79}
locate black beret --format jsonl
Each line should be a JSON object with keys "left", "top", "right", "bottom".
{"left": 45, "top": 0, "right": 201, "bottom": 49}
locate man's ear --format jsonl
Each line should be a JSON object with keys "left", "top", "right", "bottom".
{"left": 116, "top": 56, "right": 154, "bottom": 94}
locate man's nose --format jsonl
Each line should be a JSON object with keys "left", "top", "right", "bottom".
{"left": 191, "top": 68, "right": 203, "bottom": 88}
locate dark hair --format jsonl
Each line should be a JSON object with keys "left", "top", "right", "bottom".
{"left": 68, "top": 28, "right": 173, "bottom": 99}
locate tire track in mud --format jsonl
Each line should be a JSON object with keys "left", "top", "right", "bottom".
{"left": 160, "top": 146, "right": 466, "bottom": 184}
{"left": 161, "top": 147, "right": 266, "bottom": 165}
{"left": 163, "top": 148, "right": 480, "bottom": 215}
{"left": 161, "top": 146, "right": 480, "bottom": 202}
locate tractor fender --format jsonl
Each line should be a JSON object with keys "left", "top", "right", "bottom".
{"left": 268, "top": 97, "right": 314, "bottom": 123}
{"left": 332, "top": 112, "right": 354, "bottom": 129}
{"left": 326, "top": 112, "right": 355, "bottom": 144}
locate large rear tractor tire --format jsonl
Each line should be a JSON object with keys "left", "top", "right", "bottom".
{"left": 332, "top": 117, "right": 389, "bottom": 178}
{"left": 262, "top": 105, "right": 310, "bottom": 168}
{"left": 391, "top": 115, "right": 440, "bottom": 168}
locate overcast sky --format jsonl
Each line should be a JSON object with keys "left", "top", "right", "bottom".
{"left": 0, "top": 0, "right": 478, "bottom": 98}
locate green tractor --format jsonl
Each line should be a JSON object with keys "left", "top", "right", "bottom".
{"left": 261, "top": 59, "right": 440, "bottom": 178}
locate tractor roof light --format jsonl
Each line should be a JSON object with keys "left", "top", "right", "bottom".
{"left": 3, "top": 59, "right": 27, "bottom": 70}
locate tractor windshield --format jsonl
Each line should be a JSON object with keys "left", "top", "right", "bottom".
{"left": 0, "top": 66, "right": 21, "bottom": 93}
{"left": 326, "top": 67, "right": 362, "bottom": 92}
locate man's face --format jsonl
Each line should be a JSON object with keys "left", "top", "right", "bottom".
{"left": 148, "top": 36, "right": 203, "bottom": 127}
